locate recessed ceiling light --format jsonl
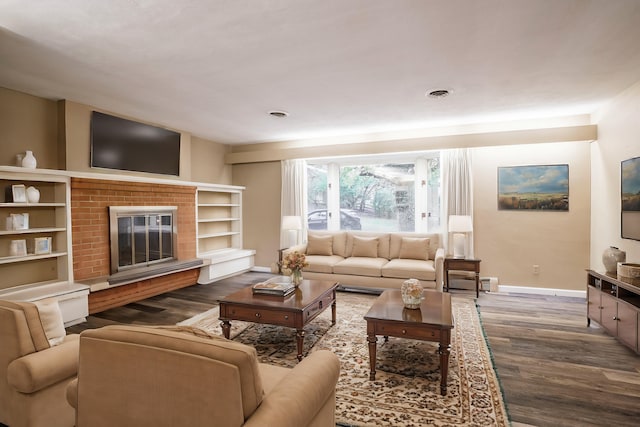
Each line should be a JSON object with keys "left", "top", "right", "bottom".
{"left": 427, "top": 89, "right": 450, "bottom": 98}
{"left": 269, "top": 110, "right": 289, "bottom": 118}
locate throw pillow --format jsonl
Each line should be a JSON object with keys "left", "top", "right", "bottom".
{"left": 399, "top": 237, "right": 430, "bottom": 260}
{"left": 306, "top": 234, "right": 333, "bottom": 256}
{"left": 351, "top": 236, "right": 379, "bottom": 258}
{"left": 34, "top": 299, "right": 66, "bottom": 347}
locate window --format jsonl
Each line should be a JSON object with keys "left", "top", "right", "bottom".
{"left": 306, "top": 153, "right": 440, "bottom": 233}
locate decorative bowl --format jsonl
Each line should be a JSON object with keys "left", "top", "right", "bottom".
{"left": 617, "top": 263, "right": 640, "bottom": 279}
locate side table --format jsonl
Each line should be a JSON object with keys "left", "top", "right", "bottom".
{"left": 444, "top": 257, "right": 481, "bottom": 298}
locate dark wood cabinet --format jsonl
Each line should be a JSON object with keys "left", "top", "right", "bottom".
{"left": 587, "top": 270, "right": 640, "bottom": 354}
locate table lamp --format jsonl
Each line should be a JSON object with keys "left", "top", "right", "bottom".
{"left": 281, "top": 215, "right": 302, "bottom": 248}
{"left": 448, "top": 215, "right": 473, "bottom": 258}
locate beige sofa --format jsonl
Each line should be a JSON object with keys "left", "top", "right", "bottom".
{"left": 67, "top": 325, "right": 340, "bottom": 427}
{"left": 284, "top": 231, "right": 444, "bottom": 291}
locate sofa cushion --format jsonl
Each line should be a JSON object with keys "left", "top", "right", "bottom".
{"left": 306, "top": 234, "right": 333, "bottom": 256}
{"left": 398, "top": 237, "right": 430, "bottom": 261}
{"left": 304, "top": 255, "right": 344, "bottom": 274}
{"left": 381, "top": 258, "right": 436, "bottom": 281}
{"left": 346, "top": 232, "right": 390, "bottom": 259}
{"left": 333, "top": 257, "right": 387, "bottom": 277}
{"left": 34, "top": 299, "right": 66, "bottom": 347}
{"left": 351, "top": 236, "right": 379, "bottom": 258}
{"left": 308, "top": 231, "right": 347, "bottom": 257}
{"left": 390, "top": 233, "right": 440, "bottom": 260}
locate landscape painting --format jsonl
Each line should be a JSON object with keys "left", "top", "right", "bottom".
{"left": 621, "top": 156, "right": 640, "bottom": 240}
{"left": 498, "top": 164, "right": 569, "bottom": 211}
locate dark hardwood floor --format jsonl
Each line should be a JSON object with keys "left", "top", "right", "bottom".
{"left": 67, "top": 273, "right": 640, "bottom": 427}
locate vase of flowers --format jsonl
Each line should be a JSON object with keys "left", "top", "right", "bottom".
{"left": 283, "top": 251, "right": 308, "bottom": 286}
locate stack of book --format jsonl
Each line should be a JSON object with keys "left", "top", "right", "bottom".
{"left": 252, "top": 276, "right": 296, "bottom": 297}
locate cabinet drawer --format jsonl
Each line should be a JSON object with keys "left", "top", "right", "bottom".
{"left": 221, "top": 304, "right": 296, "bottom": 327}
{"left": 303, "top": 294, "right": 334, "bottom": 322}
{"left": 370, "top": 320, "right": 442, "bottom": 341}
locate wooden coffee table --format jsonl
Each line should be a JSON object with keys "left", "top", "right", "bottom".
{"left": 218, "top": 279, "right": 338, "bottom": 361}
{"left": 364, "top": 289, "right": 453, "bottom": 395}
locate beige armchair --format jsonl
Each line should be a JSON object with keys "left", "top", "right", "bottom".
{"left": 0, "top": 300, "right": 78, "bottom": 427}
{"left": 67, "top": 325, "right": 340, "bottom": 427}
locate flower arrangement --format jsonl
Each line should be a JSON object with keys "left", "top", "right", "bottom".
{"left": 282, "top": 251, "right": 309, "bottom": 272}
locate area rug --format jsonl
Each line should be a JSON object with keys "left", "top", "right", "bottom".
{"left": 179, "top": 292, "right": 509, "bottom": 426}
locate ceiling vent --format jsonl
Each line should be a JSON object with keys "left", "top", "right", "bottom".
{"left": 427, "top": 89, "right": 450, "bottom": 98}
{"left": 269, "top": 110, "right": 289, "bottom": 118}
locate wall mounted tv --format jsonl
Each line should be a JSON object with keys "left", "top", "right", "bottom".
{"left": 90, "top": 111, "right": 181, "bottom": 176}
{"left": 621, "top": 156, "right": 640, "bottom": 241}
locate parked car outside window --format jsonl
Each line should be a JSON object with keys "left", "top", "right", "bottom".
{"left": 307, "top": 209, "right": 361, "bottom": 230}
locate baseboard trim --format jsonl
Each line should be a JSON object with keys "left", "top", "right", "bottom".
{"left": 497, "top": 285, "right": 586, "bottom": 298}
{"left": 251, "top": 266, "right": 272, "bottom": 273}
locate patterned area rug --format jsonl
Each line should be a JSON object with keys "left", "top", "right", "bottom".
{"left": 179, "top": 291, "right": 509, "bottom": 426}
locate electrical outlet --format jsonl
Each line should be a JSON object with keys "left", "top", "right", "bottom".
{"left": 533, "top": 264, "right": 540, "bottom": 275}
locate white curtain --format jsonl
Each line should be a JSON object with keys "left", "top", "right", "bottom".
{"left": 281, "top": 159, "right": 308, "bottom": 248}
{"left": 441, "top": 148, "right": 474, "bottom": 257}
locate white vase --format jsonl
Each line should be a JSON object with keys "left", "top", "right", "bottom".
{"left": 21, "top": 150, "right": 37, "bottom": 169}
{"left": 26, "top": 186, "right": 40, "bottom": 203}
{"left": 602, "top": 246, "right": 626, "bottom": 274}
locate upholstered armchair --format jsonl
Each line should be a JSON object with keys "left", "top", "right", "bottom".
{"left": 66, "top": 325, "right": 340, "bottom": 427}
{"left": 0, "top": 300, "right": 79, "bottom": 427}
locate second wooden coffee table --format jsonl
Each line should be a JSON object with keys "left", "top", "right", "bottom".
{"left": 364, "top": 289, "right": 453, "bottom": 395}
{"left": 218, "top": 279, "right": 338, "bottom": 361}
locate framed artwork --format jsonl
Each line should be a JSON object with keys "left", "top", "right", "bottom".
{"left": 11, "top": 185, "right": 27, "bottom": 203}
{"left": 10, "top": 239, "right": 27, "bottom": 257}
{"left": 11, "top": 213, "right": 29, "bottom": 230}
{"left": 498, "top": 164, "right": 569, "bottom": 211}
{"left": 621, "top": 156, "right": 640, "bottom": 241}
{"left": 34, "top": 237, "right": 52, "bottom": 254}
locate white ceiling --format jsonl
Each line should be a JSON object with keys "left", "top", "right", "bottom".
{"left": 2, "top": 0, "right": 640, "bottom": 145}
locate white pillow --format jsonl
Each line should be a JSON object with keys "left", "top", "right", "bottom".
{"left": 34, "top": 299, "right": 66, "bottom": 346}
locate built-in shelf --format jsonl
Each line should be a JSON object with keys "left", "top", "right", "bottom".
{"left": 0, "top": 227, "right": 66, "bottom": 236}
{"left": 197, "top": 231, "right": 241, "bottom": 239}
{"left": 196, "top": 185, "right": 255, "bottom": 284}
{"left": 0, "top": 167, "right": 86, "bottom": 326}
{"left": 198, "top": 218, "right": 239, "bottom": 223}
{"left": 0, "top": 251, "right": 68, "bottom": 265}
{"left": 0, "top": 202, "right": 66, "bottom": 208}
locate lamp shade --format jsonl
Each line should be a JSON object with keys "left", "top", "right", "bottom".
{"left": 281, "top": 215, "right": 302, "bottom": 230}
{"left": 448, "top": 215, "right": 473, "bottom": 232}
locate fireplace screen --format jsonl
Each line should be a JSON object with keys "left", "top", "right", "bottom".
{"left": 109, "top": 206, "right": 178, "bottom": 273}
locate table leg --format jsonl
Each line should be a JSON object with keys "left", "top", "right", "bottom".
{"left": 444, "top": 270, "right": 449, "bottom": 292}
{"left": 367, "top": 333, "right": 377, "bottom": 380}
{"left": 438, "top": 341, "right": 451, "bottom": 396}
{"left": 331, "top": 298, "right": 336, "bottom": 325}
{"left": 221, "top": 320, "right": 231, "bottom": 339}
{"left": 475, "top": 271, "right": 480, "bottom": 298}
{"left": 296, "top": 329, "right": 305, "bottom": 361}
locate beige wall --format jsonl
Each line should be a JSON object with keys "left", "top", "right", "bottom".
{"left": 591, "top": 80, "right": 640, "bottom": 268}
{"left": 0, "top": 87, "right": 59, "bottom": 169}
{"left": 232, "top": 162, "right": 281, "bottom": 268}
{"left": 190, "top": 136, "right": 232, "bottom": 184}
{"left": 472, "top": 141, "right": 591, "bottom": 290}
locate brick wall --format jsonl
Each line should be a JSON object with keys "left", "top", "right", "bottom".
{"left": 71, "top": 178, "right": 198, "bottom": 313}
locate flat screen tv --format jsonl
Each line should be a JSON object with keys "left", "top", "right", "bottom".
{"left": 90, "top": 111, "right": 181, "bottom": 176}
{"left": 621, "top": 156, "right": 640, "bottom": 241}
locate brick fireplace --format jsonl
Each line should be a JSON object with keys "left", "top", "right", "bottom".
{"left": 71, "top": 178, "right": 199, "bottom": 313}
